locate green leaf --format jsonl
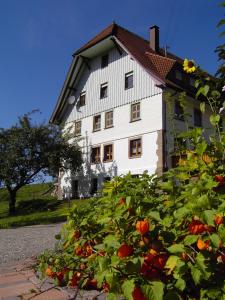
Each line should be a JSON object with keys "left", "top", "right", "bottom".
{"left": 196, "top": 194, "right": 210, "bottom": 209}
{"left": 210, "top": 233, "right": 221, "bottom": 248}
{"left": 174, "top": 207, "right": 190, "bottom": 220}
{"left": 141, "top": 282, "right": 164, "bottom": 300}
{"left": 148, "top": 211, "right": 161, "bottom": 221}
{"left": 184, "top": 235, "right": 198, "bottom": 246}
{"left": 175, "top": 278, "right": 186, "bottom": 291}
{"left": 200, "top": 102, "right": 205, "bottom": 113}
{"left": 107, "top": 293, "right": 118, "bottom": 300}
{"left": 210, "top": 114, "right": 220, "bottom": 127}
{"left": 98, "top": 256, "right": 110, "bottom": 272}
{"left": 125, "top": 258, "right": 141, "bottom": 273}
{"left": 196, "top": 141, "right": 207, "bottom": 156}
{"left": 165, "top": 255, "right": 180, "bottom": 274}
{"left": 160, "top": 181, "right": 174, "bottom": 192}
{"left": 191, "top": 264, "right": 202, "bottom": 285}
{"left": 195, "top": 252, "right": 211, "bottom": 279}
{"left": 164, "top": 291, "right": 181, "bottom": 300}
{"left": 122, "top": 279, "right": 135, "bottom": 300}
{"left": 196, "top": 85, "right": 209, "bottom": 98}
{"left": 202, "top": 210, "right": 215, "bottom": 226}
{"left": 218, "top": 225, "right": 225, "bottom": 244}
{"left": 167, "top": 244, "right": 185, "bottom": 254}
{"left": 103, "top": 235, "right": 120, "bottom": 249}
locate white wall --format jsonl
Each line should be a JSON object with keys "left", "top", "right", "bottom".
{"left": 63, "top": 46, "right": 162, "bottom": 123}
{"left": 61, "top": 93, "right": 163, "bottom": 197}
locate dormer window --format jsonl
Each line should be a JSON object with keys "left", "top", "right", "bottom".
{"left": 101, "top": 54, "right": 108, "bottom": 68}
{"left": 100, "top": 83, "right": 108, "bottom": 99}
{"left": 79, "top": 91, "right": 86, "bottom": 106}
{"left": 175, "top": 70, "right": 182, "bottom": 81}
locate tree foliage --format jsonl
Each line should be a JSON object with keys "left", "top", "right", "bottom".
{"left": 0, "top": 112, "right": 82, "bottom": 214}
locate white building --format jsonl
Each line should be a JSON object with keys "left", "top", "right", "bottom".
{"left": 50, "top": 23, "right": 211, "bottom": 199}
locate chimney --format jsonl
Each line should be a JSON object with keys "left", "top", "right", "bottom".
{"left": 150, "top": 25, "right": 159, "bottom": 52}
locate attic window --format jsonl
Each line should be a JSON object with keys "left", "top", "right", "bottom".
{"left": 101, "top": 54, "right": 108, "bottom": 68}
{"left": 79, "top": 92, "right": 86, "bottom": 106}
{"left": 125, "top": 71, "right": 133, "bottom": 89}
{"left": 175, "top": 70, "right": 182, "bottom": 81}
{"left": 100, "top": 83, "right": 108, "bottom": 99}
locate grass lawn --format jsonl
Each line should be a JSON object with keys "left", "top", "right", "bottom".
{"left": 0, "top": 183, "right": 91, "bottom": 229}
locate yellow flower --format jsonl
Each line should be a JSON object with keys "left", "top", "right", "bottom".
{"left": 183, "top": 58, "right": 196, "bottom": 73}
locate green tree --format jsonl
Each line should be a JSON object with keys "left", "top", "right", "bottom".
{"left": 0, "top": 112, "right": 82, "bottom": 214}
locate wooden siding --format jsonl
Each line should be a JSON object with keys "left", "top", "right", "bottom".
{"left": 63, "top": 47, "right": 162, "bottom": 123}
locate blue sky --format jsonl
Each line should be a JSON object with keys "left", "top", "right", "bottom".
{"left": 0, "top": 0, "right": 223, "bottom": 128}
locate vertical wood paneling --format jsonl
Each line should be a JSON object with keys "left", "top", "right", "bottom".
{"left": 65, "top": 47, "right": 162, "bottom": 123}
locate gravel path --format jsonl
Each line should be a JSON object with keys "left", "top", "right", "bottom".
{"left": 0, "top": 223, "right": 63, "bottom": 266}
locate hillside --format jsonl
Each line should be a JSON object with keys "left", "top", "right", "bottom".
{"left": 0, "top": 183, "right": 90, "bottom": 228}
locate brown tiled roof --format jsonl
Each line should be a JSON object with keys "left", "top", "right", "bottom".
{"left": 74, "top": 22, "right": 179, "bottom": 82}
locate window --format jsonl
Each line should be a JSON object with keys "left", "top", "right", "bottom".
{"left": 91, "top": 146, "right": 101, "bottom": 163}
{"left": 105, "top": 111, "right": 113, "bottom": 128}
{"left": 104, "top": 177, "right": 111, "bottom": 182}
{"left": 125, "top": 71, "right": 133, "bottom": 89}
{"left": 101, "top": 54, "right": 108, "bottom": 68}
{"left": 90, "top": 178, "right": 98, "bottom": 195}
{"left": 103, "top": 144, "right": 113, "bottom": 162}
{"left": 100, "top": 83, "right": 108, "bottom": 99}
{"left": 129, "top": 138, "right": 142, "bottom": 158}
{"left": 190, "top": 77, "right": 195, "bottom": 87}
{"left": 79, "top": 91, "right": 86, "bottom": 106}
{"left": 71, "top": 180, "right": 78, "bottom": 199}
{"left": 93, "top": 115, "right": 101, "bottom": 131}
{"left": 174, "top": 101, "right": 184, "bottom": 121}
{"left": 175, "top": 70, "right": 182, "bottom": 81}
{"left": 194, "top": 109, "right": 202, "bottom": 127}
{"left": 74, "top": 121, "right": 81, "bottom": 136}
{"left": 131, "top": 102, "right": 140, "bottom": 122}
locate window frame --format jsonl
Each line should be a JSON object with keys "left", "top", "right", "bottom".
{"left": 125, "top": 71, "right": 134, "bottom": 90}
{"left": 175, "top": 70, "right": 182, "bottom": 81}
{"left": 103, "top": 143, "right": 113, "bottom": 162}
{"left": 91, "top": 146, "right": 101, "bottom": 164}
{"left": 174, "top": 101, "right": 184, "bottom": 121}
{"left": 130, "top": 102, "right": 141, "bottom": 122}
{"left": 129, "top": 137, "right": 142, "bottom": 158}
{"left": 105, "top": 110, "right": 113, "bottom": 129}
{"left": 194, "top": 108, "right": 202, "bottom": 127}
{"left": 74, "top": 120, "right": 81, "bottom": 136}
{"left": 93, "top": 114, "right": 101, "bottom": 132}
{"left": 101, "top": 54, "right": 109, "bottom": 68}
{"left": 100, "top": 82, "right": 108, "bottom": 99}
{"left": 79, "top": 91, "right": 86, "bottom": 106}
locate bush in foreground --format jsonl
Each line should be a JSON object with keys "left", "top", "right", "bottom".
{"left": 38, "top": 139, "right": 225, "bottom": 299}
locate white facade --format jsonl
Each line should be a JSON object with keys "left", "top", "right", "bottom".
{"left": 60, "top": 46, "right": 165, "bottom": 198}
{"left": 57, "top": 35, "right": 214, "bottom": 199}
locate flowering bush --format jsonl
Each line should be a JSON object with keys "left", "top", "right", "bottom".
{"left": 38, "top": 141, "right": 225, "bottom": 299}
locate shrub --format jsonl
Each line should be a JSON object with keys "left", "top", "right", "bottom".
{"left": 38, "top": 148, "right": 225, "bottom": 299}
